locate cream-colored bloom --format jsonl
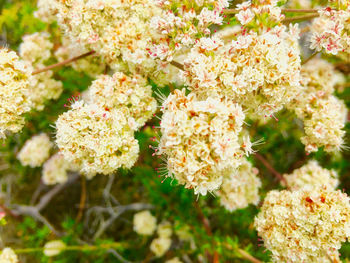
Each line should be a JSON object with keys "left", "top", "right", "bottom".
{"left": 157, "top": 221, "right": 172, "bottom": 238}
{"left": 43, "top": 240, "right": 66, "bottom": 257}
{"left": 85, "top": 72, "right": 157, "bottom": 130}
{"left": 42, "top": 153, "right": 71, "bottom": 185}
{"left": 255, "top": 187, "right": 350, "bottom": 262}
{"left": 19, "top": 32, "right": 53, "bottom": 64}
{"left": 166, "top": 257, "right": 183, "bottom": 263}
{"left": 56, "top": 101, "right": 139, "bottom": 177}
{"left": 0, "top": 48, "right": 32, "bottom": 138}
{"left": 133, "top": 210, "right": 157, "bottom": 236}
{"left": 35, "top": 0, "right": 60, "bottom": 23}
{"left": 282, "top": 160, "right": 339, "bottom": 191}
{"left": 159, "top": 89, "right": 248, "bottom": 195}
{"left": 0, "top": 248, "right": 18, "bottom": 263}
{"left": 217, "top": 159, "right": 261, "bottom": 211}
{"left": 150, "top": 237, "right": 172, "bottom": 257}
{"left": 17, "top": 134, "right": 53, "bottom": 168}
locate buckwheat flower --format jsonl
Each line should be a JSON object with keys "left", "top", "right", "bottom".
{"left": 182, "top": 25, "right": 302, "bottom": 117}
{"left": 55, "top": 101, "right": 139, "bottom": 177}
{"left": 27, "top": 68, "right": 63, "bottom": 111}
{"left": 133, "top": 210, "right": 157, "bottom": 236}
{"left": 0, "top": 48, "right": 32, "bottom": 138}
{"left": 310, "top": 8, "right": 350, "bottom": 59}
{"left": 85, "top": 72, "right": 157, "bottom": 130}
{"left": 19, "top": 32, "right": 53, "bottom": 64}
{"left": 286, "top": 0, "right": 311, "bottom": 9}
{"left": 158, "top": 89, "right": 248, "bottom": 195}
{"left": 150, "top": 237, "right": 172, "bottom": 257}
{"left": 150, "top": 0, "right": 229, "bottom": 61}
{"left": 217, "top": 159, "right": 261, "bottom": 212}
{"left": 282, "top": 160, "right": 339, "bottom": 191}
{"left": 43, "top": 240, "right": 66, "bottom": 257}
{"left": 17, "top": 133, "right": 53, "bottom": 168}
{"left": 255, "top": 187, "right": 350, "bottom": 262}
{"left": 166, "top": 257, "right": 183, "bottom": 263}
{"left": 0, "top": 248, "right": 18, "bottom": 263}
{"left": 42, "top": 153, "right": 71, "bottom": 185}
{"left": 157, "top": 221, "right": 172, "bottom": 238}
{"left": 54, "top": 37, "right": 105, "bottom": 78}
{"left": 35, "top": 0, "right": 60, "bottom": 23}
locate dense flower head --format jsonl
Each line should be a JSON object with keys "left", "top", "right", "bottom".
{"left": 55, "top": 101, "right": 139, "bottom": 177}
{"left": 17, "top": 133, "right": 53, "bottom": 168}
{"left": 150, "top": 237, "right": 172, "bottom": 257}
{"left": 35, "top": 0, "right": 60, "bottom": 23}
{"left": 157, "top": 221, "right": 172, "bottom": 238}
{"left": 0, "top": 248, "right": 18, "bottom": 263}
{"left": 166, "top": 257, "right": 183, "bottom": 263}
{"left": 182, "top": 25, "right": 302, "bottom": 117}
{"left": 19, "top": 32, "right": 53, "bottom": 64}
{"left": 133, "top": 210, "right": 157, "bottom": 236}
{"left": 149, "top": 0, "right": 230, "bottom": 61}
{"left": 158, "top": 89, "right": 248, "bottom": 195}
{"left": 42, "top": 153, "right": 72, "bottom": 185}
{"left": 0, "top": 48, "right": 32, "bottom": 138}
{"left": 255, "top": 187, "right": 350, "bottom": 262}
{"left": 235, "top": 0, "right": 285, "bottom": 30}
{"left": 55, "top": 0, "right": 167, "bottom": 81}
{"left": 217, "top": 159, "right": 261, "bottom": 211}
{"left": 282, "top": 160, "right": 339, "bottom": 191}
{"left": 54, "top": 36, "right": 106, "bottom": 78}
{"left": 43, "top": 240, "right": 66, "bottom": 257}
{"left": 310, "top": 7, "right": 350, "bottom": 59}
{"left": 85, "top": 72, "right": 157, "bottom": 130}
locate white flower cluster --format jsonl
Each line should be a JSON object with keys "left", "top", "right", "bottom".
{"left": 19, "top": 32, "right": 63, "bottom": 111}
{"left": 150, "top": 0, "right": 229, "bottom": 61}
{"left": 55, "top": 101, "right": 139, "bottom": 177}
{"left": 42, "top": 153, "right": 74, "bottom": 185}
{"left": 0, "top": 248, "right": 18, "bottom": 263}
{"left": 17, "top": 133, "right": 53, "bottom": 168}
{"left": 310, "top": 7, "right": 350, "bottom": 59}
{"left": 54, "top": 36, "right": 106, "bottom": 78}
{"left": 255, "top": 187, "right": 350, "bottom": 262}
{"left": 166, "top": 258, "right": 183, "bottom": 263}
{"left": 217, "top": 159, "right": 261, "bottom": 212}
{"left": 282, "top": 160, "right": 339, "bottom": 191}
{"left": 0, "top": 48, "right": 32, "bottom": 138}
{"left": 133, "top": 210, "right": 157, "bottom": 236}
{"left": 43, "top": 240, "right": 66, "bottom": 257}
{"left": 34, "top": 0, "right": 60, "bottom": 23}
{"left": 85, "top": 72, "right": 157, "bottom": 130}
{"left": 19, "top": 32, "right": 53, "bottom": 64}
{"left": 150, "top": 221, "right": 173, "bottom": 257}
{"left": 182, "top": 24, "right": 302, "bottom": 117}
{"left": 158, "top": 89, "right": 248, "bottom": 195}
{"left": 287, "top": 58, "right": 347, "bottom": 152}
{"left": 54, "top": 0, "right": 165, "bottom": 80}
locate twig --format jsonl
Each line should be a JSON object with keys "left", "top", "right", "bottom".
{"left": 282, "top": 14, "right": 319, "bottom": 23}
{"left": 76, "top": 175, "right": 87, "bottom": 223}
{"left": 236, "top": 249, "right": 263, "bottom": 263}
{"left": 254, "top": 153, "right": 286, "bottom": 184}
{"left": 301, "top": 51, "right": 318, "bottom": 65}
{"left": 170, "top": 60, "right": 184, "bottom": 71}
{"left": 32, "top": 51, "right": 96, "bottom": 75}
{"left": 222, "top": 8, "right": 319, "bottom": 14}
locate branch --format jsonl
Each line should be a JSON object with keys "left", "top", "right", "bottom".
{"left": 32, "top": 51, "right": 96, "bottom": 75}
{"left": 222, "top": 8, "right": 319, "bottom": 14}
{"left": 76, "top": 175, "right": 87, "bottom": 223}
{"left": 170, "top": 60, "right": 184, "bottom": 71}
{"left": 282, "top": 14, "right": 319, "bottom": 23}
{"left": 254, "top": 153, "right": 286, "bottom": 184}
{"left": 301, "top": 51, "right": 319, "bottom": 65}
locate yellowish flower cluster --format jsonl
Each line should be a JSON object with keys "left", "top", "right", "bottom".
{"left": 158, "top": 89, "right": 248, "bottom": 195}
{"left": 150, "top": 221, "right": 173, "bottom": 257}
{"left": 42, "top": 153, "right": 72, "bottom": 185}
{"left": 133, "top": 210, "right": 157, "bottom": 236}
{"left": 288, "top": 58, "right": 347, "bottom": 152}
{"left": 282, "top": 160, "right": 339, "bottom": 191}
{"left": 182, "top": 25, "right": 302, "bottom": 117}
{"left": 17, "top": 133, "right": 53, "bottom": 168}
{"left": 217, "top": 159, "right": 261, "bottom": 211}
{"left": 0, "top": 48, "right": 32, "bottom": 138}
{"left": 255, "top": 187, "right": 350, "bottom": 263}
{"left": 19, "top": 32, "right": 63, "bottom": 111}
{"left": 0, "top": 248, "right": 18, "bottom": 263}
{"left": 85, "top": 72, "right": 157, "bottom": 130}
{"left": 55, "top": 101, "right": 139, "bottom": 177}
{"left": 166, "top": 257, "right": 183, "bottom": 263}
{"left": 54, "top": 36, "right": 106, "bottom": 78}
{"left": 34, "top": 0, "right": 60, "bottom": 23}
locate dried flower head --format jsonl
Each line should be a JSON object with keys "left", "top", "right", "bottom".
{"left": 133, "top": 210, "right": 157, "bottom": 236}
{"left": 42, "top": 153, "right": 72, "bottom": 185}
{"left": 150, "top": 237, "right": 172, "bottom": 257}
